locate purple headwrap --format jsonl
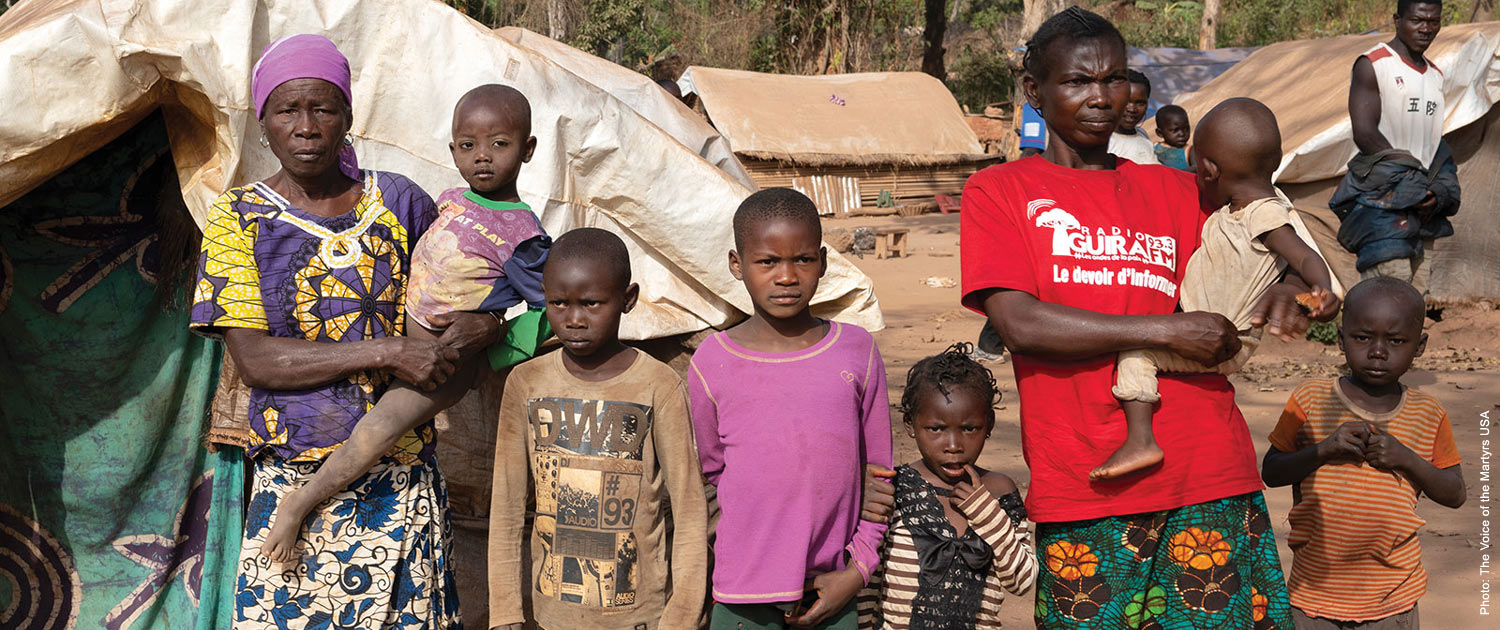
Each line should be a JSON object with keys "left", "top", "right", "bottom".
{"left": 251, "top": 34, "right": 359, "bottom": 179}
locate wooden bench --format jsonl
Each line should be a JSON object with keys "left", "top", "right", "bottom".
{"left": 873, "top": 227, "right": 909, "bottom": 259}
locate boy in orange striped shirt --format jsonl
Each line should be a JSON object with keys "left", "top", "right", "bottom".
{"left": 1263, "top": 276, "right": 1465, "bottom": 629}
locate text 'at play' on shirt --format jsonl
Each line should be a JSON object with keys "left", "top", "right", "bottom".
{"left": 959, "top": 156, "right": 1264, "bottom": 523}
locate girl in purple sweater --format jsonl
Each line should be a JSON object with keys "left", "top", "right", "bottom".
{"left": 689, "top": 188, "right": 893, "bottom": 630}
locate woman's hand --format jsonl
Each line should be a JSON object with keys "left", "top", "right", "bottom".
{"left": 1249, "top": 281, "right": 1314, "bottom": 341}
{"left": 429, "top": 311, "right": 504, "bottom": 356}
{"left": 381, "top": 337, "right": 459, "bottom": 391}
{"left": 1163, "top": 311, "right": 1241, "bottom": 367}
{"left": 981, "top": 289, "right": 1236, "bottom": 363}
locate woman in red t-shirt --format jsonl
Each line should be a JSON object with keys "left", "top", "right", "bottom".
{"left": 959, "top": 8, "right": 1309, "bottom": 629}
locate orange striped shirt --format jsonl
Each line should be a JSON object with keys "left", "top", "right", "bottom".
{"left": 1268, "top": 378, "right": 1461, "bottom": 622}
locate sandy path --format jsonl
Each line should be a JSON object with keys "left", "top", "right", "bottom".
{"left": 839, "top": 212, "right": 1499, "bottom": 628}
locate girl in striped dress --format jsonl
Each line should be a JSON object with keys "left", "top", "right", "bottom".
{"left": 858, "top": 345, "right": 1037, "bottom": 630}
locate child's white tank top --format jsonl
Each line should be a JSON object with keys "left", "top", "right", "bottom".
{"left": 1363, "top": 42, "right": 1445, "bottom": 168}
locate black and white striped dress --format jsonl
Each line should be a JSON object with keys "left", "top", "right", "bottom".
{"left": 857, "top": 465, "right": 1037, "bottom": 630}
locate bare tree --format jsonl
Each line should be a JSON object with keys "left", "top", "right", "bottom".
{"left": 1473, "top": 0, "right": 1495, "bottom": 22}
{"left": 1199, "top": 0, "right": 1221, "bottom": 50}
{"left": 922, "top": 0, "right": 948, "bottom": 79}
{"left": 1021, "top": 0, "right": 1066, "bottom": 44}
{"left": 547, "top": 0, "right": 571, "bottom": 41}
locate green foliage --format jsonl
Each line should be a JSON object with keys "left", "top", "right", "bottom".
{"left": 962, "top": 0, "right": 1023, "bottom": 30}
{"left": 1218, "top": 0, "right": 1390, "bottom": 47}
{"left": 432, "top": 0, "right": 1481, "bottom": 97}
{"left": 568, "top": 0, "right": 676, "bottom": 65}
{"left": 749, "top": 0, "right": 924, "bottom": 74}
{"left": 1097, "top": 0, "right": 1479, "bottom": 49}
{"left": 444, "top": 0, "right": 519, "bottom": 28}
{"left": 1110, "top": 0, "right": 1203, "bottom": 49}
{"left": 946, "top": 48, "right": 1015, "bottom": 111}
{"left": 943, "top": 0, "right": 1023, "bottom": 111}
{"left": 1306, "top": 320, "right": 1340, "bottom": 345}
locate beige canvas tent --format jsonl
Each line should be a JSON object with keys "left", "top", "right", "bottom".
{"left": 680, "top": 66, "right": 996, "bottom": 215}
{"left": 0, "top": 0, "right": 882, "bottom": 339}
{"left": 1175, "top": 22, "right": 1500, "bottom": 303}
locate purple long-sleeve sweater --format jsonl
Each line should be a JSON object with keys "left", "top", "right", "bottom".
{"left": 688, "top": 321, "right": 893, "bottom": 603}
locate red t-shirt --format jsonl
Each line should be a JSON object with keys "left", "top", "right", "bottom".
{"left": 960, "top": 156, "right": 1263, "bottom": 523}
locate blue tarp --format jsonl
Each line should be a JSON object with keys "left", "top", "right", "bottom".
{"left": 1129, "top": 45, "right": 1259, "bottom": 115}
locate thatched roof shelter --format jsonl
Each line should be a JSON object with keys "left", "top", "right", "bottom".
{"left": 680, "top": 66, "right": 994, "bottom": 215}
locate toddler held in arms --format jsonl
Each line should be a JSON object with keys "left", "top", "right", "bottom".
{"left": 260, "top": 84, "right": 552, "bottom": 562}
{"left": 1095, "top": 98, "right": 1341, "bottom": 481}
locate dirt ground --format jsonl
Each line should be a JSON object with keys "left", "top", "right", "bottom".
{"left": 836, "top": 212, "right": 1500, "bottom": 629}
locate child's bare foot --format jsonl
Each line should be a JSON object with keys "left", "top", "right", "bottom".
{"left": 260, "top": 512, "right": 302, "bottom": 564}
{"left": 1089, "top": 439, "right": 1165, "bottom": 481}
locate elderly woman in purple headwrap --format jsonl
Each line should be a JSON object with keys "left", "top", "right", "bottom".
{"left": 189, "top": 34, "right": 493, "bottom": 629}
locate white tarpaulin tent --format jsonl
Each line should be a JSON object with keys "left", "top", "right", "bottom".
{"left": 0, "top": 0, "right": 883, "bottom": 340}
{"left": 493, "top": 25, "right": 757, "bottom": 190}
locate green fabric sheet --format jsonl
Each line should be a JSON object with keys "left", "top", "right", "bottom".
{"left": 0, "top": 112, "right": 228, "bottom": 630}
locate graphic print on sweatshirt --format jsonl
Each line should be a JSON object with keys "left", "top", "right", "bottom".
{"left": 528, "top": 396, "right": 653, "bottom": 609}
{"left": 1028, "top": 198, "right": 1180, "bottom": 298}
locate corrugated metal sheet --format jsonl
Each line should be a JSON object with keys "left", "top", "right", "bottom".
{"left": 743, "top": 159, "right": 992, "bottom": 211}
{"left": 789, "top": 174, "right": 861, "bottom": 216}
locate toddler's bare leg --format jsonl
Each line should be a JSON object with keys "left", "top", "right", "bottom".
{"left": 260, "top": 325, "right": 482, "bottom": 563}
{"left": 1093, "top": 350, "right": 1167, "bottom": 481}
{"left": 1090, "top": 399, "right": 1164, "bottom": 481}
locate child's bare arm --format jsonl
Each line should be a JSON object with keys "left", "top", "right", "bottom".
{"left": 1364, "top": 426, "right": 1467, "bottom": 508}
{"left": 1262, "top": 421, "right": 1370, "bottom": 487}
{"left": 860, "top": 464, "right": 897, "bottom": 523}
{"left": 1260, "top": 225, "right": 1340, "bottom": 320}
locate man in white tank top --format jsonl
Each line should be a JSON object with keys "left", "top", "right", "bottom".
{"left": 1343, "top": 0, "right": 1449, "bottom": 294}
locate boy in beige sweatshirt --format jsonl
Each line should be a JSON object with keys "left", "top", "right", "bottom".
{"left": 488, "top": 227, "right": 708, "bottom": 630}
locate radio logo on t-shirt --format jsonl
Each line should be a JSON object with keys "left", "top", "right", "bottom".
{"left": 1028, "top": 199, "right": 1176, "bottom": 269}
